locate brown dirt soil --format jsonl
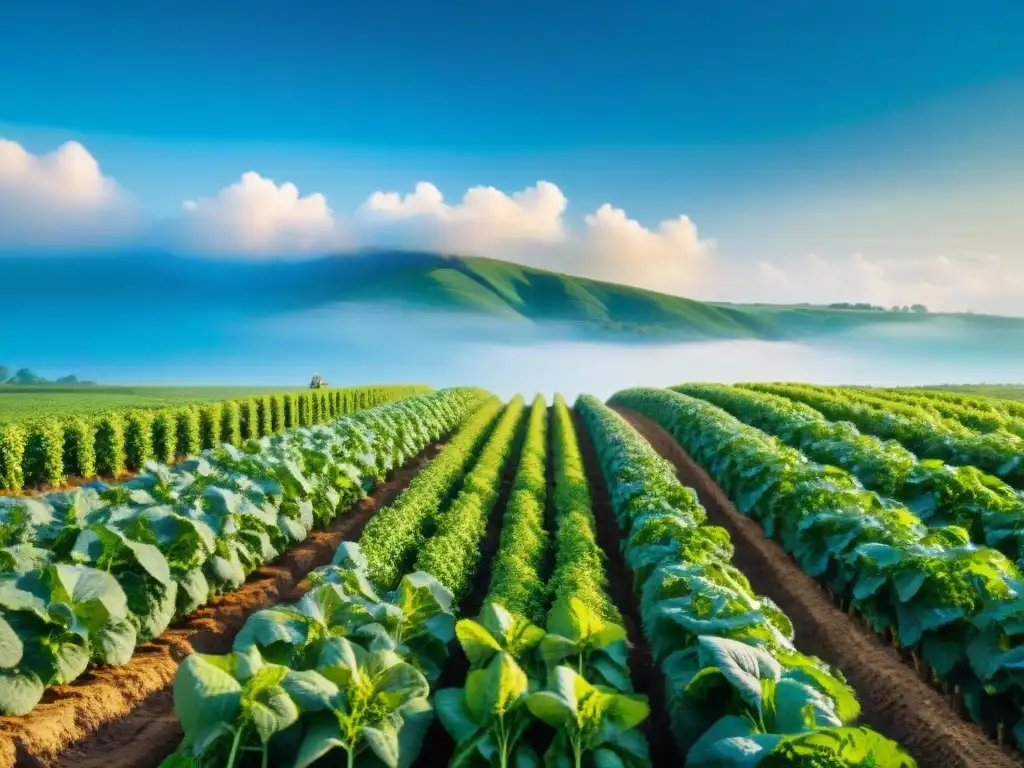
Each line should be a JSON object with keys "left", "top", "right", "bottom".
{"left": 573, "top": 412, "right": 681, "bottom": 768}
{"left": 412, "top": 411, "right": 526, "bottom": 768}
{"left": 0, "top": 442, "right": 446, "bottom": 768}
{"left": 614, "top": 406, "right": 1024, "bottom": 768}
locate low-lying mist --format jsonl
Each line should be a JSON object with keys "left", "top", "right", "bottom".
{"left": 7, "top": 300, "right": 1023, "bottom": 397}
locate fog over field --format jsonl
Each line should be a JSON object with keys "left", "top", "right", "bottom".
{"left": 8, "top": 297, "right": 1020, "bottom": 397}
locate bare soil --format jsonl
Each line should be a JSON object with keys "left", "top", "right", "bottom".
{"left": 614, "top": 406, "right": 1024, "bottom": 768}
{"left": 573, "top": 412, "right": 681, "bottom": 768}
{"left": 0, "top": 442, "right": 446, "bottom": 768}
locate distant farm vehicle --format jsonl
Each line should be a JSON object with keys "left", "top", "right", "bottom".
{"left": 310, "top": 374, "right": 329, "bottom": 389}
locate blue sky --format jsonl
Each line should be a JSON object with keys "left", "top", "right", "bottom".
{"left": 1, "top": 0, "right": 1023, "bottom": 312}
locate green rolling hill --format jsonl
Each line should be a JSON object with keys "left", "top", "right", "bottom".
{"left": 354, "top": 254, "right": 1024, "bottom": 342}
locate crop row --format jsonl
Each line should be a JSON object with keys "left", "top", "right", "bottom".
{"left": 857, "top": 388, "right": 1024, "bottom": 438}
{"left": 888, "top": 387, "right": 1024, "bottom": 422}
{"left": 0, "top": 385, "right": 429, "bottom": 492}
{"left": 0, "top": 387, "right": 486, "bottom": 717}
{"left": 675, "top": 383, "right": 1024, "bottom": 562}
{"left": 162, "top": 395, "right": 526, "bottom": 767}
{"left": 435, "top": 394, "right": 650, "bottom": 767}
{"left": 612, "top": 387, "right": 1024, "bottom": 747}
{"left": 578, "top": 393, "right": 913, "bottom": 766}
{"left": 745, "top": 383, "right": 1024, "bottom": 488}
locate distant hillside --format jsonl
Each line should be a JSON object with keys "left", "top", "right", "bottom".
{"left": 353, "top": 254, "right": 1024, "bottom": 342}
{"left": 2, "top": 249, "right": 1023, "bottom": 345}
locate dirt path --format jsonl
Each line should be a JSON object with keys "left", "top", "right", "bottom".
{"left": 1, "top": 442, "right": 446, "bottom": 768}
{"left": 572, "top": 413, "right": 679, "bottom": 767}
{"left": 614, "top": 406, "right": 1024, "bottom": 768}
{"left": 412, "top": 413, "right": 526, "bottom": 768}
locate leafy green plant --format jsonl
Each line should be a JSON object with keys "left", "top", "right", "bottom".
{"left": 62, "top": 415, "right": 96, "bottom": 479}
{"left": 151, "top": 409, "right": 177, "bottom": 465}
{"left": 124, "top": 410, "right": 154, "bottom": 471}
{"left": 23, "top": 419, "right": 64, "bottom": 488}
{"left": 436, "top": 651, "right": 538, "bottom": 768}
{"left": 94, "top": 412, "right": 126, "bottom": 477}
{"left": 221, "top": 400, "right": 242, "bottom": 446}
{"left": 175, "top": 406, "right": 202, "bottom": 457}
{"left": 527, "top": 665, "right": 650, "bottom": 768}
{"left": 270, "top": 395, "right": 285, "bottom": 433}
{"left": 199, "top": 404, "right": 222, "bottom": 450}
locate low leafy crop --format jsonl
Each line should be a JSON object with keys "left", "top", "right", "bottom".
{"left": 486, "top": 395, "right": 550, "bottom": 624}
{"left": 614, "top": 387, "right": 1024, "bottom": 749}
{"left": 359, "top": 397, "right": 504, "bottom": 590}
{"left": 0, "top": 388, "right": 487, "bottom": 716}
{"left": 435, "top": 395, "right": 651, "bottom": 767}
{"left": 414, "top": 397, "right": 526, "bottom": 600}
{"left": 676, "top": 383, "right": 1024, "bottom": 562}
{"left": 579, "top": 393, "right": 914, "bottom": 766}
{"left": 746, "top": 383, "right": 1024, "bottom": 488}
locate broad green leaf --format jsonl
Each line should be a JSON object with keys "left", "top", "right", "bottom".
{"left": 173, "top": 653, "right": 242, "bottom": 748}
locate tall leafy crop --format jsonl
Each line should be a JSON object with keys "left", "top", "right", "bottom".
{"left": 175, "top": 406, "right": 202, "bottom": 457}
{"left": 0, "top": 424, "right": 25, "bottom": 491}
{"left": 198, "top": 403, "right": 222, "bottom": 451}
{"left": 23, "top": 419, "right": 64, "bottom": 488}
{"left": 614, "top": 387, "right": 1024, "bottom": 748}
{"left": 124, "top": 410, "right": 154, "bottom": 471}
{"left": 866, "top": 388, "right": 1024, "bottom": 438}
{"left": 62, "top": 416, "right": 96, "bottom": 479}
{"left": 151, "top": 409, "right": 177, "bottom": 465}
{"left": 94, "top": 412, "right": 126, "bottom": 477}
{"left": 0, "top": 388, "right": 488, "bottom": 716}
{"left": 579, "top": 394, "right": 915, "bottom": 766}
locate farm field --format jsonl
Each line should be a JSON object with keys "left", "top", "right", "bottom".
{"left": 2, "top": 383, "right": 1024, "bottom": 767}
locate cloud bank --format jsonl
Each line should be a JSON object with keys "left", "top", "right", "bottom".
{"left": 1, "top": 136, "right": 1021, "bottom": 315}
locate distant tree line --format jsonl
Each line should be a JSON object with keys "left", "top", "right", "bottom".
{"left": 0, "top": 365, "right": 92, "bottom": 385}
{"left": 827, "top": 302, "right": 928, "bottom": 314}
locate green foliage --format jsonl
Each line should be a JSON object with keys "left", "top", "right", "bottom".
{"left": 578, "top": 393, "right": 913, "bottom": 764}
{"left": 359, "top": 398, "right": 503, "bottom": 590}
{"left": 0, "top": 424, "right": 26, "bottom": 491}
{"left": 124, "top": 410, "right": 154, "bottom": 472}
{"left": 237, "top": 398, "right": 258, "bottom": 440}
{"left": 198, "top": 403, "right": 222, "bottom": 450}
{"left": 549, "top": 394, "right": 620, "bottom": 623}
{"left": 413, "top": 397, "right": 525, "bottom": 600}
{"left": 0, "top": 388, "right": 486, "bottom": 716}
{"left": 151, "top": 409, "right": 177, "bottom": 465}
{"left": 487, "top": 395, "right": 549, "bottom": 624}
{"left": 22, "top": 419, "right": 64, "bottom": 488}
{"left": 269, "top": 394, "right": 284, "bottom": 433}
{"left": 220, "top": 400, "right": 241, "bottom": 447}
{"left": 254, "top": 396, "right": 270, "bottom": 437}
{"left": 62, "top": 416, "right": 96, "bottom": 479}
{"left": 284, "top": 394, "right": 298, "bottom": 429}
{"left": 175, "top": 407, "right": 202, "bottom": 457}
{"left": 94, "top": 412, "right": 126, "bottom": 477}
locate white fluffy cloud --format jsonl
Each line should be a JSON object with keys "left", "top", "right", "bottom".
{"left": 178, "top": 171, "right": 348, "bottom": 256}
{"left": 0, "top": 139, "right": 136, "bottom": 248}
{"left": 741, "top": 251, "right": 1024, "bottom": 315}
{"left": 2, "top": 136, "right": 1022, "bottom": 316}
{"left": 356, "top": 180, "right": 568, "bottom": 253}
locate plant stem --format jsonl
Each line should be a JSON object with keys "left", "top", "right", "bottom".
{"left": 226, "top": 726, "right": 245, "bottom": 768}
{"left": 262, "top": 745, "right": 269, "bottom": 768}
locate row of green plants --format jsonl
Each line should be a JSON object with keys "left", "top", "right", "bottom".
{"left": 888, "top": 388, "right": 1024, "bottom": 422}
{"left": 674, "top": 383, "right": 1024, "bottom": 562}
{"left": 0, "top": 387, "right": 487, "bottom": 717}
{"left": 744, "top": 383, "right": 1024, "bottom": 488}
{"left": 162, "top": 397, "right": 527, "bottom": 767}
{"left": 860, "top": 388, "right": 1024, "bottom": 438}
{"left": 0, "top": 385, "right": 429, "bottom": 492}
{"left": 577, "top": 393, "right": 916, "bottom": 766}
{"left": 436, "top": 394, "right": 650, "bottom": 767}
{"left": 612, "top": 387, "right": 1024, "bottom": 749}
{"left": 359, "top": 397, "right": 505, "bottom": 591}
